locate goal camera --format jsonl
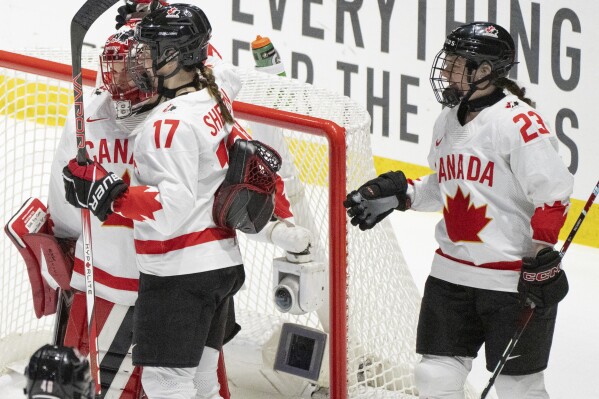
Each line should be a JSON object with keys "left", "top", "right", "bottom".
{"left": 273, "top": 256, "right": 325, "bottom": 315}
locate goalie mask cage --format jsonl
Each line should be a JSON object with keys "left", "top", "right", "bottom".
{"left": 0, "top": 49, "right": 482, "bottom": 399}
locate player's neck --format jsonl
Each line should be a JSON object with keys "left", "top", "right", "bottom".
{"left": 457, "top": 86, "right": 504, "bottom": 125}
{"left": 163, "top": 71, "right": 197, "bottom": 96}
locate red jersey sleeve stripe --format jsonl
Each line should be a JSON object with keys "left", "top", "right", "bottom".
{"left": 531, "top": 201, "right": 568, "bottom": 244}
{"left": 135, "top": 227, "right": 236, "bottom": 255}
{"left": 274, "top": 175, "right": 293, "bottom": 219}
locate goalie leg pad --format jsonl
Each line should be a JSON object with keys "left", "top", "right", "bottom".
{"left": 213, "top": 139, "right": 282, "bottom": 234}
{"left": 22, "top": 233, "right": 74, "bottom": 290}
{"left": 64, "top": 292, "right": 143, "bottom": 398}
{"left": 4, "top": 198, "right": 74, "bottom": 318}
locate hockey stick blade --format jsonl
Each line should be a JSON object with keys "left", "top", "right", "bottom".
{"left": 481, "top": 182, "right": 599, "bottom": 399}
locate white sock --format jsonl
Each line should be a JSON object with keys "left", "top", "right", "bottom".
{"left": 193, "top": 347, "right": 222, "bottom": 399}
{"left": 495, "top": 372, "right": 549, "bottom": 399}
{"left": 142, "top": 366, "right": 196, "bottom": 399}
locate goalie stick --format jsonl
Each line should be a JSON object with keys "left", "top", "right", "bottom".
{"left": 481, "top": 179, "right": 599, "bottom": 399}
{"left": 70, "top": 0, "right": 119, "bottom": 396}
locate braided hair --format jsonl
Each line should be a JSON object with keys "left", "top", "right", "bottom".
{"left": 186, "top": 63, "right": 234, "bottom": 125}
{"left": 495, "top": 77, "right": 534, "bottom": 107}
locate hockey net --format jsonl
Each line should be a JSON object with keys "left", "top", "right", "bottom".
{"left": 0, "top": 49, "right": 481, "bottom": 399}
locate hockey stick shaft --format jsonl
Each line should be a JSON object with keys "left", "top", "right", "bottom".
{"left": 481, "top": 181, "right": 599, "bottom": 398}
{"left": 559, "top": 180, "right": 599, "bottom": 256}
{"left": 70, "top": 0, "right": 119, "bottom": 396}
{"left": 480, "top": 306, "right": 535, "bottom": 398}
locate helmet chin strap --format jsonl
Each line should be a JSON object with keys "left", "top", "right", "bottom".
{"left": 154, "top": 62, "right": 196, "bottom": 100}
{"left": 152, "top": 48, "right": 189, "bottom": 99}
{"left": 454, "top": 64, "right": 506, "bottom": 124}
{"left": 460, "top": 67, "right": 495, "bottom": 106}
{"left": 159, "top": 80, "right": 197, "bottom": 99}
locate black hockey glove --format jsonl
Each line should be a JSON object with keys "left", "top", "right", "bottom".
{"left": 343, "top": 171, "right": 410, "bottom": 231}
{"left": 518, "top": 248, "right": 569, "bottom": 308}
{"left": 63, "top": 159, "right": 128, "bottom": 222}
{"left": 115, "top": 0, "right": 166, "bottom": 29}
{"left": 115, "top": 0, "right": 138, "bottom": 29}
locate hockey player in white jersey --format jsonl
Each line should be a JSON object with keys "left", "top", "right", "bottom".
{"left": 60, "top": 4, "right": 306, "bottom": 399}
{"left": 344, "top": 22, "right": 573, "bottom": 399}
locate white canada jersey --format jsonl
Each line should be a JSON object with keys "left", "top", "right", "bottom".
{"left": 48, "top": 89, "right": 139, "bottom": 305}
{"left": 410, "top": 94, "right": 574, "bottom": 292}
{"left": 115, "top": 60, "right": 244, "bottom": 277}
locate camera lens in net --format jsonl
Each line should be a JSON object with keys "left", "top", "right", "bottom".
{"left": 274, "top": 287, "right": 292, "bottom": 312}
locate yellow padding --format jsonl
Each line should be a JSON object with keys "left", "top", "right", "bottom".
{"left": 374, "top": 155, "right": 598, "bottom": 248}
{"left": 286, "top": 137, "right": 328, "bottom": 186}
{"left": 0, "top": 75, "right": 72, "bottom": 127}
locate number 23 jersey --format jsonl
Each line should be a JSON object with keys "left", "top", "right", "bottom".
{"left": 410, "top": 94, "right": 574, "bottom": 292}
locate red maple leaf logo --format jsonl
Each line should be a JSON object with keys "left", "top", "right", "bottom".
{"left": 443, "top": 186, "right": 492, "bottom": 242}
{"left": 114, "top": 185, "right": 163, "bottom": 222}
{"left": 103, "top": 170, "right": 134, "bottom": 229}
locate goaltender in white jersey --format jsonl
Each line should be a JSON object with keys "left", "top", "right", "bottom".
{"left": 49, "top": 87, "right": 141, "bottom": 304}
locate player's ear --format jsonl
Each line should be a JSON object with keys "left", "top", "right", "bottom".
{"left": 476, "top": 61, "right": 493, "bottom": 80}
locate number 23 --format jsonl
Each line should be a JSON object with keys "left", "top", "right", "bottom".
{"left": 512, "top": 111, "right": 549, "bottom": 143}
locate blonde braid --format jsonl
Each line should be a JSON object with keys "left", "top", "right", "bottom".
{"left": 199, "top": 65, "right": 234, "bottom": 125}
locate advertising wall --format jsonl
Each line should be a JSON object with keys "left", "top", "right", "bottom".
{"left": 198, "top": 0, "right": 598, "bottom": 246}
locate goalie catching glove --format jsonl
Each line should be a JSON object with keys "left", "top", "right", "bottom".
{"left": 518, "top": 247, "right": 569, "bottom": 308}
{"left": 344, "top": 171, "right": 410, "bottom": 231}
{"left": 213, "top": 139, "right": 282, "bottom": 234}
{"left": 62, "top": 159, "right": 128, "bottom": 222}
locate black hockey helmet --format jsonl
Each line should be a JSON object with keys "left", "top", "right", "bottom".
{"left": 134, "top": 3, "right": 212, "bottom": 69}
{"left": 24, "top": 344, "right": 92, "bottom": 399}
{"left": 430, "top": 22, "right": 516, "bottom": 107}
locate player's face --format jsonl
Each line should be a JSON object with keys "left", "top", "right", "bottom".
{"left": 110, "top": 60, "right": 136, "bottom": 92}
{"left": 127, "top": 42, "right": 158, "bottom": 94}
{"left": 440, "top": 55, "right": 471, "bottom": 94}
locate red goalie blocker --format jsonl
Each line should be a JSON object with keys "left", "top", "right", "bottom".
{"left": 213, "top": 139, "right": 282, "bottom": 234}
{"left": 4, "top": 198, "right": 74, "bottom": 318}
